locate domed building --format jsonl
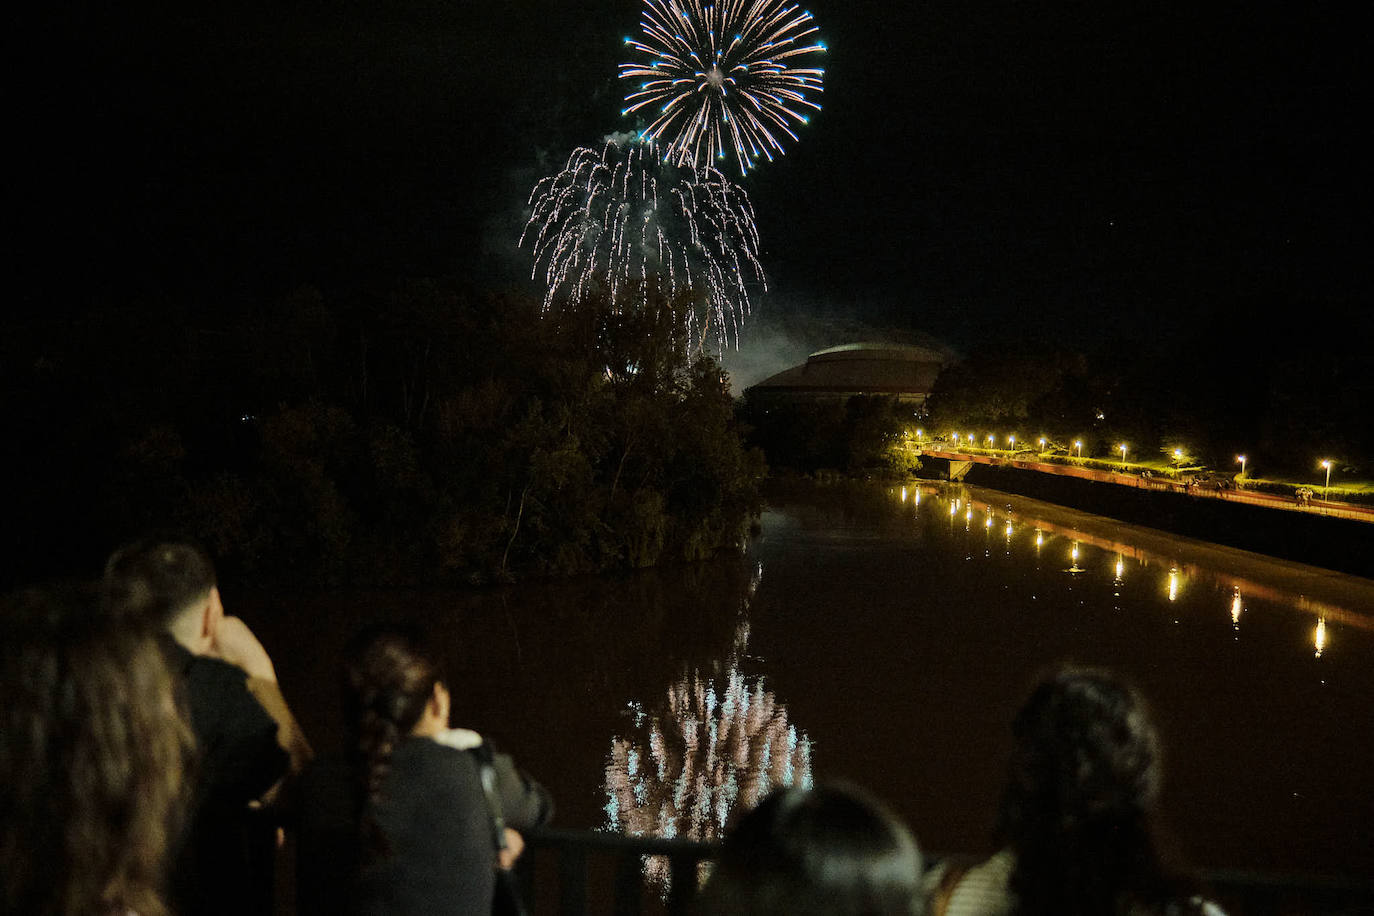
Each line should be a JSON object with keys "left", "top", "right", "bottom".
{"left": 744, "top": 342, "right": 949, "bottom": 407}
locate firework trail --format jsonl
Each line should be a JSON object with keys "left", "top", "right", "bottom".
{"left": 519, "top": 135, "right": 766, "bottom": 352}
{"left": 620, "top": 0, "right": 826, "bottom": 175}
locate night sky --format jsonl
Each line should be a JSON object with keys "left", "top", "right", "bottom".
{"left": 12, "top": 0, "right": 1368, "bottom": 383}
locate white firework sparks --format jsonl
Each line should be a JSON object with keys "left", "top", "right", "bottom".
{"left": 519, "top": 136, "right": 766, "bottom": 352}
{"left": 620, "top": 0, "right": 826, "bottom": 174}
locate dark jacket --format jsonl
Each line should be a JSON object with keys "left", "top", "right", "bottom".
{"left": 166, "top": 639, "right": 288, "bottom": 916}
{"left": 296, "top": 734, "right": 552, "bottom": 916}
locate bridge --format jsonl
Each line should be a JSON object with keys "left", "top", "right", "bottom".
{"left": 918, "top": 448, "right": 1374, "bottom": 524}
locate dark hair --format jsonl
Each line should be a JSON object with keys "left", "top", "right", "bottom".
{"left": 996, "top": 666, "right": 1199, "bottom": 915}
{"left": 342, "top": 624, "right": 444, "bottom": 852}
{"left": 698, "top": 782, "right": 924, "bottom": 916}
{"left": 102, "top": 536, "right": 218, "bottom": 627}
{"left": 1, "top": 584, "right": 193, "bottom": 916}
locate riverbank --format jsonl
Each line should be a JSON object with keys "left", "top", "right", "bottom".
{"left": 930, "top": 461, "right": 1374, "bottom": 580}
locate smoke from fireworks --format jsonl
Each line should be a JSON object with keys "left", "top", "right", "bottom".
{"left": 519, "top": 136, "right": 766, "bottom": 352}
{"left": 620, "top": 0, "right": 826, "bottom": 174}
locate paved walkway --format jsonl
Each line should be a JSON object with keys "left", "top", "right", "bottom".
{"left": 920, "top": 449, "right": 1374, "bottom": 525}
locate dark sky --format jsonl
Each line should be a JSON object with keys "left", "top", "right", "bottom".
{"left": 12, "top": 0, "right": 1367, "bottom": 374}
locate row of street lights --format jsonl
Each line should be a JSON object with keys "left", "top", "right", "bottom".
{"left": 931, "top": 431, "right": 1340, "bottom": 500}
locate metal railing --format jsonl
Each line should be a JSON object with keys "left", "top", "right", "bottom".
{"left": 515, "top": 828, "right": 1374, "bottom": 916}
{"left": 516, "top": 827, "right": 719, "bottom": 915}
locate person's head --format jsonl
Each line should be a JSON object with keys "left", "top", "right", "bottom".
{"left": 997, "top": 666, "right": 1160, "bottom": 844}
{"left": 103, "top": 536, "right": 222, "bottom": 654}
{"left": 698, "top": 782, "right": 924, "bottom": 916}
{"left": 1, "top": 584, "right": 193, "bottom": 916}
{"left": 996, "top": 666, "right": 1185, "bottom": 914}
{"left": 342, "top": 624, "right": 450, "bottom": 835}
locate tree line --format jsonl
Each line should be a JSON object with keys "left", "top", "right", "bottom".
{"left": 3, "top": 282, "right": 763, "bottom": 590}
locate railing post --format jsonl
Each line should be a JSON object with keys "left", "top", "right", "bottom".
{"left": 667, "top": 852, "right": 698, "bottom": 916}
{"left": 558, "top": 842, "right": 588, "bottom": 916}
{"left": 612, "top": 852, "right": 642, "bottom": 916}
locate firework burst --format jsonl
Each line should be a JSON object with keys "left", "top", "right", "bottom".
{"left": 519, "top": 136, "right": 766, "bottom": 352}
{"left": 620, "top": 0, "right": 826, "bottom": 174}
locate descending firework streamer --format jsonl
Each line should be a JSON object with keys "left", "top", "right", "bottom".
{"left": 620, "top": 0, "right": 826, "bottom": 174}
{"left": 519, "top": 136, "right": 766, "bottom": 352}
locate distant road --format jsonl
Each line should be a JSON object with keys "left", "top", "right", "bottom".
{"left": 919, "top": 448, "right": 1374, "bottom": 525}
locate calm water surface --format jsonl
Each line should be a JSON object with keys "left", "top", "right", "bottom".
{"left": 252, "top": 480, "right": 1374, "bottom": 881}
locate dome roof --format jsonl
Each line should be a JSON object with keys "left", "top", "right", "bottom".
{"left": 748, "top": 341, "right": 947, "bottom": 396}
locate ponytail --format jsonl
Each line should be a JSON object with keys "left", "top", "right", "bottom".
{"left": 342, "top": 625, "right": 442, "bottom": 856}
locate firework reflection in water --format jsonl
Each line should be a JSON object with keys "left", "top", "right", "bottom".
{"left": 520, "top": 136, "right": 765, "bottom": 354}
{"left": 604, "top": 565, "right": 812, "bottom": 892}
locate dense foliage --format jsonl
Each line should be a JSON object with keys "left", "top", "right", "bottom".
{"left": 924, "top": 312, "right": 1374, "bottom": 481}
{"left": 737, "top": 395, "right": 919, "bottom": 476}
{"left": 3, "top": 283, "right": 763, "bottom": 588}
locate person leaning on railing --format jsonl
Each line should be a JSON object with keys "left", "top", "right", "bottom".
{"left": 294, "top": 622, "right": 552, "bottom": 916}
{"left": 697, "top": 781, "right": 925, "bottom": 916}
{"left": 924, "top": 666, "right": 1226, "bottom": 916}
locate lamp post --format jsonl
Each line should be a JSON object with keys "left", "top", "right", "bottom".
{"left": 1321, "top": 459, "right": 1332, "bottom": 501}
{"left": 1008, "top": 435, "right": 1016, "bottom": 450}
{"left": 1236, "top": 454, "right": 1246, "bottom": 477}
{"left": 1119, "top": 443, "right": 1128, "bottom": 468}
{"left": 915, "top": 428, "right": 923, "bottom": 443}
{"left": 986, "top": 433, "right": 995, "bottom": 449}
{"left": 1074, "top": 440, "right": 1082, "bottom": 458}
{"left": 1039, "top": 437, "right": 1046, "bottom": 451}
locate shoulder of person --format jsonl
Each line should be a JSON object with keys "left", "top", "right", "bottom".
{"left": 185, "top": 651, "right": 253, "bottom": 689}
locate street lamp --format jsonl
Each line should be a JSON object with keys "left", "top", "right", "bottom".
{"left": 986, "top": 433, "right": 995, "bottom": 448}
{"left": 915, "top": 428, "right": 923, "bottom": 443}
{"left": 1038, "top": 437, "right": 1046, "bottom": 450}
{"left": 1236, "top": 454, "right": 1246, "bottom": 477}
{"left": 1008, "top": 435, "right": 1016, "bottom": 449}
{"left": 1321, "top": 459, "right": 1332, "bottom": 500}
{"left": 1119, "top": 443, "right": 1128, "bottom": 467}
{"left": 1074, "top": 440, "right": 1082, "bottom": 458}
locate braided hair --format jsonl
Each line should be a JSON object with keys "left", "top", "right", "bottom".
{"left": 342, "top": 624, "right": 443, "bottom": 855}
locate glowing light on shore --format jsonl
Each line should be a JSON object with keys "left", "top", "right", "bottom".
{"left": 1168, "top": 567, "right": 1180, "bottom": 602}
{"left": 1231, "top": 588, "right": 1243, "bottom": 628}
{"left": 1314, "top": 617, "right": 1326, "bottom": 658}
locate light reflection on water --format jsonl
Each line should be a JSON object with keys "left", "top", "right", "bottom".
{"left": 599, "top": 477, "right": 1374, "bottom": 884}
{"left": 890, "top": 481, "right": 1373, "bottom": 641}
{"left": 603, "top": 563, "right": 813, "bottom": 893}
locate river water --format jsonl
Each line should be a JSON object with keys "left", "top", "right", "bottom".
{"left": 250, "top": 479, "right": 1374, "bottom": 883}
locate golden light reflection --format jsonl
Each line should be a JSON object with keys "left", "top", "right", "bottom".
{"left": 900, "top": 486, "right": 907, "bottom": 502}
{"left": 1005, "top": 520, "right": 1014, "bottom": 539}
{"left": 1115, "top": 554, "right": 1125, "bottom": 580}
{"left": 1231, "top": 588, "right": 1243, "bottom": 629}
{"left": 897, "top": 482, "right": 1374, "bottom": 646}
{"left": 1314, "top": 617, "right": 1326, "bottom": 658}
